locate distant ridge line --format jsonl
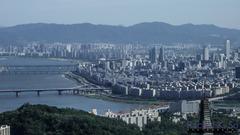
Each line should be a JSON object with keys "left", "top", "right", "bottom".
{"left": 0, "top": 22, "right": 240, "bottom": 45}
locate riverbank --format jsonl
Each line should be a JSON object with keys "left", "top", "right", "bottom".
{"left": 49, "top": 57, "right": 82, "bottom": 63}
{"left": 64, "top": 72, "right": 93, "bottom": 86}
{"left": 64, "top": 72, "right": 167, "bottom": 105}
{"left": 85, "top": 94, "right": 169, "bottom": 105}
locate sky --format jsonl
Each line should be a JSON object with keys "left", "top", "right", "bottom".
{"left": 0, "top": 0, "right": 239, "bottom": 29}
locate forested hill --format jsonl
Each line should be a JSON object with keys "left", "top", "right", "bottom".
{"left": 0, "top": 104, "right": 187, "bottom": 135}
{"left": 0, "top": 104, "right": 142, "bottom": 135}
{"left": 0, "top": 22, "right": 240, "bottom": 45}
{"left": 0, "top": 104, "right": 238, "bottom": 135}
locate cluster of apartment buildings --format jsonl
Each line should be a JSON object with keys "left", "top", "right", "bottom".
{"left": 104, "top": 106, "right": 168, "bottom": 129}
{"left": 74, "top": 40, "right": 240, "bottom": 100}
{"left": 1, "top": 40, "right": 239, "bottom": 101}
{"left": 78, "top": 59, "right": 235, "bottom": 100}
{"left": 90, "top": 100, "right": 202, "bottom": 128}
{"left": 0, "top": 43, "right": 130, "bottom": 61}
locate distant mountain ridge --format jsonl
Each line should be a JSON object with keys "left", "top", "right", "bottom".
{"left": 0, "top": 22, "right": 240, "bottom": 45}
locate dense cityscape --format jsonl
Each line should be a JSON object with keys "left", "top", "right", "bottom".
{"left": 0, "top": 40, "right": 238, "bottom": 100}
{"left": 1, "top": 40, "right": 240, "bottom": 134}
{"left": 1, "top": 0, "right": 240, "bottom": 135}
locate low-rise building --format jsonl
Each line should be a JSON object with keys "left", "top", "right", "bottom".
{"left": 169, "top": 100, "right": 199, "bottom": 115}
{"left": 142, "top": 89, "right": 156, "bottom": 98}
{"left": 112, "top": 84, "right": 128, "bottom": 95}
{"left": 212, "top": 86, "right": 230, "bottom": 96}
{"left": 129, "top": 87, "right": 142, "bottom": 97}
{"left": 0, "top": 125, "right": 10, "bottom": 135}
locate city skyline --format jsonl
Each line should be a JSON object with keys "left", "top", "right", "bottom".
{"left": 0, "top": 0, "right": 240, "bottom": 29}
{"left": 1, "top": 0, "right": 240, "bottom": 134}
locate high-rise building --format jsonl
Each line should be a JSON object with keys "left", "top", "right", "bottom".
{"left": 159, "top": 46, "right": 165, "bottom": 63}
{"left": 236, "top": 67, "right": 240, "bottom": 78}
{"left": 0, "top": 125, "right": 10, "bottom": 135}
{"left": 203, "top": 46, "right": 209, "bottom": 61}
{"left": 196, "top": 54, "right": 203, "bottom": 61}
{"left": 212, "top": 53, "right": 218, "bottom": 61}
{"left": 233, "top": 52, "right": 238, "bottom": 61}
{"left": 149, "top": 47, "right": 157, "bottom": 63}
{"left": 225, "top": 40, "right": 231, "bottom": 60}
{"left": 66, "top": 44, "right": 72, "bottom": 53}
{"left": 219, "top": 54, "right": 225, "bottom": 69}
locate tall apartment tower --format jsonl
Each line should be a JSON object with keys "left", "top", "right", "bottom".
{"left": 159, "top": 46, "right": 165, "bottom": 63}
{"left": 236, "top": 67, "right": 240, "bottom": 78}
{"left": 220, "top": 53, "right": 225, "bottom": 69}
{"left": 149, "top": 47, "right": 157, "bottom": 63}
{"left": 203, "top": 46, "right": 209, "bottom": 61}
{"left": 225, "top": 40, "right": 231, "bottom": 60}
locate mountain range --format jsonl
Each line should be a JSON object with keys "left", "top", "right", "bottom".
{"left": 0, "top": 22, "right": 240, "bottom": 45}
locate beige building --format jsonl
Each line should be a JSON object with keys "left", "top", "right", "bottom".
{"left": 0, "top": 125, "right": 10, "bottom": 135}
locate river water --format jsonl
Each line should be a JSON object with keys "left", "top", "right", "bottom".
{"left": 0, "top": 57, "right": 143, "bottom": 114}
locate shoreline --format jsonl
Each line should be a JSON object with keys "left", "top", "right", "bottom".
{"left": 84, "top": 94, "right": 169, "bottom": 105}
{"left": 64, "top": 72, "right": 169, "bottom": 105}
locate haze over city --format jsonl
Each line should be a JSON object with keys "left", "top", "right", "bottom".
{"left": 0, "top": 0, "right": 240, "bottom": 29}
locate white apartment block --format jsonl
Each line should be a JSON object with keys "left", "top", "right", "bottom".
{"left": 0, "top": 125, "right": 10, "bottom": 135}
{"left": 105, "top": 107, "right": 164, "bottom": 129}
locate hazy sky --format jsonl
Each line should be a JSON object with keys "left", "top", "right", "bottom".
{"left": 0, "top": 0, "right": 239, "bottom": 29}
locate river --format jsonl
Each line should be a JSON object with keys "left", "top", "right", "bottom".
{"left": 0, "top": 57, "right": 143, "bottom": 114}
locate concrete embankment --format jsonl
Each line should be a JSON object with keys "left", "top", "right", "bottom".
{"left": 64, "top": 72, "right": 88, "bottom": 85}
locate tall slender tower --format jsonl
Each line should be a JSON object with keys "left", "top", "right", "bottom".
{"left": 225, "top": 40, "right": 231, "bottom": 60}
{"left": 199, "top": 99, "right": 213, "bottom": 135}
{"left": 220, "top": 54, "right": 225, "bottom": 69}
{"left": 203, "top": 46, "right": 209, "bottom": 61}
{"left": 188, "top": 97, "right": 238, "bottom": 134}
{"left": 149, "top": 47, "right": 157, "bottom": 63}
{"left": 159, "top": 46, "right": 165, "bottom": 63}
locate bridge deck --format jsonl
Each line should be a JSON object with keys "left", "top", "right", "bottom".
{"left": 0, "top": 87, "right": 110, "bottom": 97}
{"left": 0, "top": 87, "right": 109, "bottom": 93}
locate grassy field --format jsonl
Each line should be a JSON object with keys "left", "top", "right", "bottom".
{"left": 85, "top": 94, "right": 170, "bottom": 105}
{"left": 213, "top": 100, "right": 240, "bottom": 107}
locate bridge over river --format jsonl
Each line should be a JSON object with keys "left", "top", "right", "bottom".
{"left": 0, "top": 86, "right": 111, "bottom": 97}
{"left": 0, "top": 64, "right": 78, "bottom": 74}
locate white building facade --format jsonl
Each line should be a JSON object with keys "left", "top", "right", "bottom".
{"left": 0, "top": 125, "right": 10, "bottom": 135}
